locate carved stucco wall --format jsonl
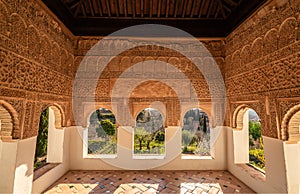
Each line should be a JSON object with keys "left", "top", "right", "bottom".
{"left": 73, "top": 38, "right": 225, "bottom": 127}
{"left": 225, "top": 0, "right": 300, "bottom": 139}
{"left": 0, "top": 0, "right": 299, "bottom": 140}
{"left": 0, "top": 0, "right": 74, "bottom": 139}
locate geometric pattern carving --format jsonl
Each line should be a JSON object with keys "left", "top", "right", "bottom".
{"left": 287, "top": 110, "right": 300, "bottom": 142}
{"left": 10, "top": 13, "right": 27, "bottom": 47}
{"left": 281, "top": 103, "right": 300, "bottom": 141}
{"left": 0, "top": 0, "right": 73, "bottom": 139}
{"left": 263, "top": 29, "right": 278, "bottom": 55}
{"left": 28, "top": 25, "right": 41, "bottom": 60}
{"left": 0, "top": 105, "right": 13, "bottom": 139}
{"left": 0, "top": 0, "right": 299, "bottom": 140}
{"left": 73, "top": 42, "right": 224, "bottom": 127}
{"left": 0, "top": 100, "right": 20, "bottom": 140}
{"left": 250, "top": 38, "right": 263, "bottom": 62}
{"left": 278, "top": 17, "right": 297, "bottom": 49}
{"left": 0, "top": 1, "right": 8, "bottom": 36}
{"left": 226, "top": 2, "right": 300, "bottom": 139}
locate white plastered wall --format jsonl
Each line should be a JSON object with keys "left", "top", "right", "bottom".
{"left": 227, "top": 127, "right": 288, "bottom": 193}
{"left": 233, "top": 110, "right": 249, "bottom": 163}
{"left": 31, "top": 127, "right": 70, "bottom": 193}
{"left": 32, "top": 107, "right": 70, "bottom": 193}
{"left": 69, "top": 125, "right": 227, "bottom": 170}
{"left": 47, "top": 107, "right": 64, "bottom": 163}
{"left": 13, "top": 137, "right": 36, "bottom": 194}
{"left": 0, "top": 140, "right": 18, "bottom": 193}
{"left": 0, "top": 137, "right": 37, "bottom": 194}
{"left": 284, "top": 141, "right": 300, "bottom": 194}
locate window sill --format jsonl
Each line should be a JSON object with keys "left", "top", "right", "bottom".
{"left": 33, "top": 163, "right": 60, "bottom": 181}
{"left": 133, "top": 155, "right": 165, "bottom": 159}
{"left": 236, "top": 163, "right": 266, "bottom": 182}
{"left": 181, "top": 155, "right": 213, "bottom": 160}
{"left": 85, "top": 154, "right": 117, "bottom": 159}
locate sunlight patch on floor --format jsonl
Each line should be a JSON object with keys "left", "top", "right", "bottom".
{"left": 180, "top": 182, "right": 223, "bottom": 193}
{"left": 114, "top": 183, "right": 159, "bottom": 193}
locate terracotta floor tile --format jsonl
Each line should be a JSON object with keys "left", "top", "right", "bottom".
{"left": 44, "top": 170, "right": 255, "bottom": 194}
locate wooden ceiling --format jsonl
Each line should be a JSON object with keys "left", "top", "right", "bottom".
{"left": 42, "top": 0, "right": 267, "bottom": 37}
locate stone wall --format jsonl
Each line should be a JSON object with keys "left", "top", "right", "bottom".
{"left": 0, "top": 0, "right": 74, "bottom": 139}
{"left": 225, "top": 0, "right": 300, "bottom": 138}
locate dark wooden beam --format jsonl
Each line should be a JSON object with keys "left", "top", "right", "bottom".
{"left": 74, "top": 18, "right": 227, "bottom": 37}
{"left": 81, "top": 2, "right": 86, "bottom": 17}
{"left": 70, "top": 1, "right": 81, "bottom": 9}
{"left": 41, "top": 0, "right": 77, "bottom": 29}
{"left": 223, "top": 4, "right": 231, "bottom": 13}
{"left": 88, "top": 0, "right": 94, "bottom": 16}
{"left": 206, "top": 0, "right": 214, "bottom": 18}
{"left": 115, "top": 0, "right": 120, "bottom": 16}
{"left": 106, "top": 0, "right": 111, "bottom": 16}
{"left": 214, "top": 3, "right": 220, "bottom": 18}
{"left": 224, "top": 0, "right": 238, "bottom": 7}
{"left": 96, "top": 0, "right": 103, "bottom": 16}
{"left": 166, "top": 0, "right": 169, "bottom": 17}
{"left": 41, "top": 0, "right": 268, "bottom": 37}
{"left": 149, "top": 0, "right": 153, "bottom": 18}
{"left": 190, "top": 0, "right": 196, "bottom": 17}
{"left": 124, "top": 0, "right": 128, "bottom": 17}
{"left": 198, "top": 0, "right": 206, "bottom": 18}
{"left": 157, "top": 0, "right": 161, "bottom": 17}
{"left": 132, "top": 0, "right": 136, "bottom": 17}
{"left": 141, "top": 0, "right": 144, "bottom": 17}
{"left": 225, "top": 0, "right": 268, "bottom": 36}
{"left": 181, "top": 0, "right": 188, "bottom": 18}
{"left": 74, "top": 3, "right": 81, "bottom": 17}
{"left": 217, "top": 0, "right": 226, "bottom": 18}
{"left": 173, "top": 0, "right": 179, "bottom": 17}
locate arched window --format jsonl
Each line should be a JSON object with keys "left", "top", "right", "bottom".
{"left": 133, "top": 108, "right": 165, "bottom": 158}
{"left": 234, "top": 107, "right": 265, "bottom": 173}
{"left": 248, "top": 109, "right": 265, "bottom": 171}
{"left": 34, "top": 106, "right": 64, "bottom": 171}
{"left": 87, "top": 108, "right": 117, "bottom": 156}
{"left": 287, "top": 110, "right": 300, "bottom": 142}
{"left": 34, "top": 108, "right": 49, "bottom": 170}
{"left": 181, "top": 108, "right": 210, "bottom": 157}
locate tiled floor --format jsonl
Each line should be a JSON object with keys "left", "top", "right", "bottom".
{"left": 44, "top": 170, "right": 255, "bottom": 193}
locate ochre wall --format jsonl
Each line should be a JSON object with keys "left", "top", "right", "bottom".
{"left": 73, "top": 38, "right": 225, "bottom": 127}
{"left": 0, "top": 0, "right": 298, "bottom": 142}
{"left": 0, "top": 0, "right": 299, "bottom": 193}
{"left": 225, "top": 0, "right": 300, "bottom": 139}
{"left": 0, "top": 0, "right": 74, "bottom": 139}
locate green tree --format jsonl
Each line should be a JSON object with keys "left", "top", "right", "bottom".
{"left": 155, "top": 131, "right": 165, "bottom": 141}
{"left": 249, "top": 135, "right": 254, "bottom": 147}
{"left": 134, "top": 127, "right": 148, "bottom": 150}
{"left": 136, "top": 110, "right": 145, "bottom": 122}
{"left": 249, "top": 148, "right": 265, "bottom": 170}
{"left": 35, "top": 108, "right": 49, "bottom": 160}
{"left": 144, "top": 123, "right": 160, "bottom": 150}
{"left": 96, "top": 119, "right": 116, "bottom": 137}
{"left": 249, "top": 121, "right": 261, "bottom": 141}
{"left": 144, "top": 132, "right": 154, "bottom": 150}
{"left": 182, "top": 130, "right": 194, "bottom": 147}
{"left": 96, "top": 109, "right": 101, "bottom": 121}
